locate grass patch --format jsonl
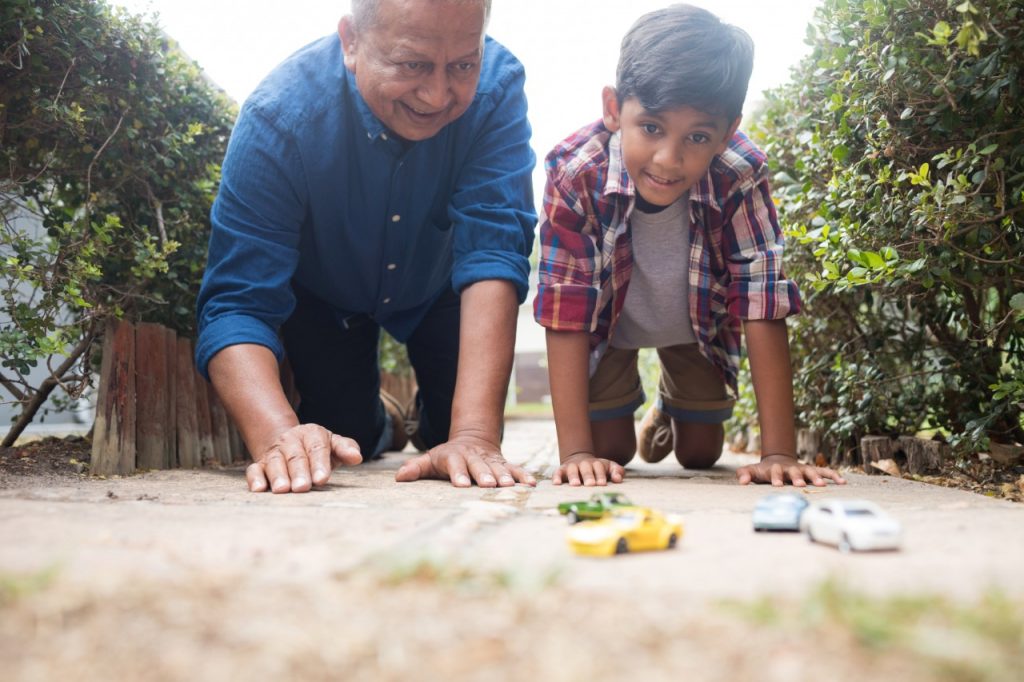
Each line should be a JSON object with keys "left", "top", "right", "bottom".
{"left": 0, "top": 566, "right": 60, "bottom": 607}
{"left": 721, "top": 579, "right": 1024, "bottom": 681}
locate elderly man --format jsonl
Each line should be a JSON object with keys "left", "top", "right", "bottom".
{"left": 196, "top": 0, "right": 536, "bottom": 493}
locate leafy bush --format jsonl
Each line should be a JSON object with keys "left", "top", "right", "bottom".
{"left": 752, "top": 0, "right": 1023, "bottom": 458}
{"left": 1, "top": 0, "right": 236, "bottom": 443}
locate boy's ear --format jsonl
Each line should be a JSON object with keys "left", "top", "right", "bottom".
{"left": 601, "top": 86, "right": 621, "bottom": 132}
{"left": 338, "top": 16, "right": 358, "bottom": 72}
{"left": 716, "top": 116, "right": 742, "bottom": 154}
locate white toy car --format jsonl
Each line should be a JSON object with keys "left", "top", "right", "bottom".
{"left": 802, "top": 499, "right": 902, "bottom": 553}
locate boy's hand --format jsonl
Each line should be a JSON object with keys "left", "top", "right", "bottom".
{"left": 736, "top": 453, "right": 846, "bottom": 487}
{"left": 553, "top": 452, "right": 626, "bottom": 486}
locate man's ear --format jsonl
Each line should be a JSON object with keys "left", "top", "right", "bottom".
{"left": 602, "top": 86, "right": 622, "bottom": 132}
{"left": 716, "top": 116, "right": 742, "bottom": 154}
{"left": 338, "top": 16, "right": 358, "bottom": 72}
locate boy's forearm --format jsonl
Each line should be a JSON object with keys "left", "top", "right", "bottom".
{"left": 545, "top": 329, "right": 595, "bottom": 461}
{"left": 743, "top": 319, "right": 798, "bottom": 458}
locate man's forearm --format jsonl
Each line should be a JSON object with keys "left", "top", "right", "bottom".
{"left": 449, "top": 280, "right": 519, "bottom": 443}
{"left": 545, "top": 329, "right": 595, "bottom": 460}
{"left": 744, "top": 319, "right": 797, "bottom": 457}
{"left": 207, "top": 343, "right": 299, "bottom": 459}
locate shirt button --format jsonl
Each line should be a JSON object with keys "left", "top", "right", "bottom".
{"left": 382, "top": 297, "right": 391, "bottom": 304}
{"left": 391, "top": 214, "right": 401, "bottom": 222}
{"left": 387, "top": 263, "right": 397, "bottom": 270}
{"left": 381, "top": 133, "right": 388, "bottom": 141}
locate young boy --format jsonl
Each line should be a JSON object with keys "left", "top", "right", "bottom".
{"left": 534, "top": 4, "right": 846, "bottom": 488}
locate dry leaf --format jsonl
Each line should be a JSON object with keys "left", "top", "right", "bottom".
{"left": 870, "top": 458, "right": 902, "bottom": 477}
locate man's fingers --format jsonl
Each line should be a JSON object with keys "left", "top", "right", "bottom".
{"left": 261, "top": 448, "right": 292, "bottom": 493}
{"left": 486, "top": 461, "right": 515, "bottom": 487}
{"left": 466, "top": 457, "right": 497, "bottom": 488}
{"left": 395, "top": 453, "right": 437, "bottom": 482}
{"left": 299, "top": 429, "right": 333, "bottom": 486}
{"left": 507, "top": 463, "right": 537, "bottom": 487}
{"left": 330, "top": 434, "right": 363, "bottom": 467}
{"left": 278, "top": 438, "right": 313, "bottom": 493}
{"left": 246, "top": 461, "right": 269, "bottom": 492}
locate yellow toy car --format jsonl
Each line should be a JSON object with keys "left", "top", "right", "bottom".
{"left": 566, "top": 506, "right": 684, "bottom": 556}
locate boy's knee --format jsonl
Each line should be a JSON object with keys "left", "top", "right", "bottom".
{"left": 674, "top": 447, "right": 722, "bottom": 469}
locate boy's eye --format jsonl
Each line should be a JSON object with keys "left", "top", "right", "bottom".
{"left": 641, "top": 123, "right": 660, "bottom": 135}
{"left": 689, "top": 133, "right": 711, "bottom": 144}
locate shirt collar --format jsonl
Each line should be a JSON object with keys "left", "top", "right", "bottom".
{"left": 347, "top": 67, "right": 390, "bottom": 143}
{"left": 604, "top": 129, "right": 722, "bottom": 215}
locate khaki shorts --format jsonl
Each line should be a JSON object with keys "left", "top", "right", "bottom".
{"left": 589, "top": 343, "right": 734, "bottom": 424}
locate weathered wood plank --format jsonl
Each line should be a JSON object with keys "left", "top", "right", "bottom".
{"left": 208, "top": 382, "right": 232, "bottom": 465}
{"left": 90, "top": 319, "right": 136, "bottom": 476}
{"left": 164, "top": 326, "right": 178, "bottom": 468}
{"left": 194, "top": 365, "right": 215, "bottom": 466}
{"left": 135, "top": 322, "right": 171, "bottom": 470}
{"left": 175, "top": 338, "right": 200, "bottom": 469}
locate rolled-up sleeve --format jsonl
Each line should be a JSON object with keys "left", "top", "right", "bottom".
{"left": 449, "top": 63, "right": 536, "bottom": 302}
{"left": 533, "top": 166, "right": 602, "bottom": 332}
{"left": 195, "top": 104, "right": 307, "bottom": 378}
{"left": 723, "top": 166, "right": 802, "bottom": 321}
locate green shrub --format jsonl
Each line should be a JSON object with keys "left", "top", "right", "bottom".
{"left": 751, "top": 0, "right": 1023, "bottom": 458}
{"left": 1, "top": 0, "right": 236, "bottom": 443}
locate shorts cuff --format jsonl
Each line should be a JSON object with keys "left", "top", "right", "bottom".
{"left": 657, "top": 396, "right": 734, "bottom": 424}
{"left": 589, "top": 392, "right": 646, "bottom": 422}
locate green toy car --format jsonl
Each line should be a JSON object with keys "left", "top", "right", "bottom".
{"left": 557, "top": 492, "right": 634, "bottom": 524}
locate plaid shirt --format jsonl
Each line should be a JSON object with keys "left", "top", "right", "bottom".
{"left": 532, "top": 120, "right": 801, "bottom": 394}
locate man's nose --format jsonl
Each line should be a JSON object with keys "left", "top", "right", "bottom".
{"left": 416, "top": 68, "right": 452, "bottom": 110}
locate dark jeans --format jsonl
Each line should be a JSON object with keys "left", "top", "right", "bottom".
{"left": 281, "top": 283, "right": 460, "bottom": 459}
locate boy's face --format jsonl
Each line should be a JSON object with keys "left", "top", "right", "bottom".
{"left": 602, "top": 88, "right": 740, "bottom": 207}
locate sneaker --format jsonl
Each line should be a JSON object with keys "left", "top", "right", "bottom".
{"left": 380, "top": 390, "right": 409, "bottom": 452}
{"left": 403, "top": 397, "right": 429, "bottom": 452}
{"left": 637, "top": 405, "right": 673, "bottom": 463}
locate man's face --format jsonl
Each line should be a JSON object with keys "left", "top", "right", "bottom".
{"left": 603, "top": 89, "right": 740, "bottom": 207}
{"left": 339, "top": 0, "right": 486, "bottom": 141}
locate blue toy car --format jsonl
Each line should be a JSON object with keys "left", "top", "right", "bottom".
{"left": 752, "top": 493, "right": 810, "bottom": 532}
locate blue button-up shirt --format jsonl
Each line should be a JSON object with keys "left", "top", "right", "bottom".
{"left": 195, "top": 34, "right": 536, "bottom": 377}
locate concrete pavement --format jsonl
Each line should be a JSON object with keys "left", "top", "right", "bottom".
{"left": 2, "top": 417, "right": 1022, "bottom": 604}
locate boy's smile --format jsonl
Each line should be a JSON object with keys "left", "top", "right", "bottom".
{"left": 602, "top": 88, "right": 740, "bottom": 207}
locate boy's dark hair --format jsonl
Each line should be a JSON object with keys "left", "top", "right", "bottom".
{"left": 616, "top": 4, "right": 754, "bottom": 120}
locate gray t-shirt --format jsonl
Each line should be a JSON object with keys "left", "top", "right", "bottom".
{"left": 610, "top": 194, "right": 697, "bottom": 349}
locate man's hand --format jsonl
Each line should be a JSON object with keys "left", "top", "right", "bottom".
{"left": 736, "top": 453, "right": 846, "bottom": 487}
{"left": 552, "top": 452, "right": 625, "bottom": 487}
{"left": 246, "top": 423, "right": 363, "bottom": 493}
{"left": 394, "top": 434, "right": 536, "bottom": 487}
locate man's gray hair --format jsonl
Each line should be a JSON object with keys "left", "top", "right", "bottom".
{"left": 351, "top": 0, "right": 492, "bottom": 31}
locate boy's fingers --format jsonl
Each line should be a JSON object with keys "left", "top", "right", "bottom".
{"left": 770, "top": 463, "right": 785, "bottom": 487}
{"left": 579, "top": 460, "right": 596, "bottom": 487}
{"left": 566, "top": 463, "right": 582, "bottom": 486}
{"left": 552, "top": 466, "right": 565, "bottom": 485}
{"left": 788, "top": 466, "right": 807, "bottom": 487}
{"left": 593, "top": 460, "right": 608, "bottom": 486}
{"left": 736, "top": 466, "right": 752, "bottom": 485}
{"left": 610, "top": 463, "right": 625, "bottom": 483}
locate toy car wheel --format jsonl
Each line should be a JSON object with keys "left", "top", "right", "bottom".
{"left": 667, "top": 533, "right": 677, "bottom": 549}
{"left": 614, "top": 538, "right": 629, "bottom": 555}
{"left": 838, "top": 534, "right": 852, "bottom": 554}
{"left": 807, "top": 527, "right": 816, "bottom": 543}
{"left": 566, "top": 510, "right": 579, "bottom": 524}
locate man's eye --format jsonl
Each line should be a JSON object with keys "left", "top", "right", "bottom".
{"left": 404, "top": 62, "right": 426, "bottom": 72}
{"left": 452, "top": 62, "right": 476, "bottom": 72}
